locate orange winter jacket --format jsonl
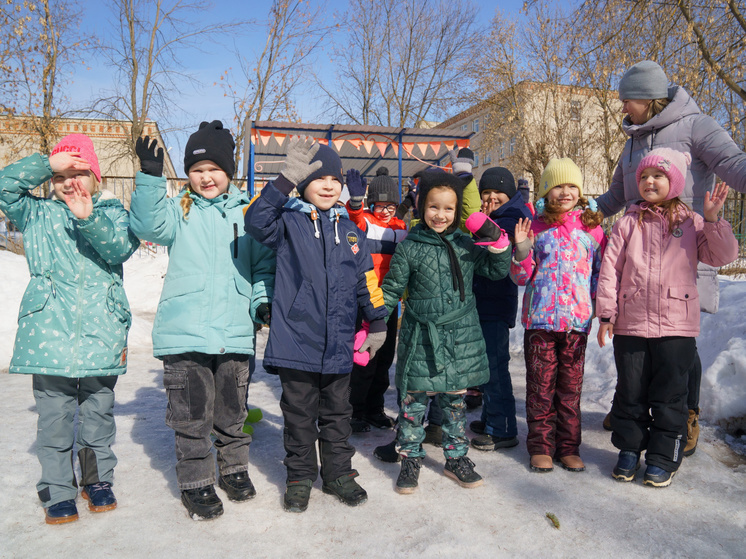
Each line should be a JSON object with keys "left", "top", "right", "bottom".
{"left": 346, "top": 204, "right": 408, "bottom": 285}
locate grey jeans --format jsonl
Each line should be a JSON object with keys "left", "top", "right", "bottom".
{"left": 162, "top": 353, "right": 251, "bottom": 490}
{"left": 33, "top": 374, "right": 118, "bottom": 507}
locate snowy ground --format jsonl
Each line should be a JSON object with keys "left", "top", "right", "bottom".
{"left": 0, "top": 249, "right": 745, "bottom": 559}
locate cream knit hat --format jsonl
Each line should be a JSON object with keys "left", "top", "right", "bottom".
{"left": 536, "top": 158, "right": 583, "bottom": 199}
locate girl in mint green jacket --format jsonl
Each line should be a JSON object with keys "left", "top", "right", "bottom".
{"left": 0, "top": 134, "right": 140, "bottom": 524}
{"left": 129, "top": 121, "right": 275, "bottom": 521}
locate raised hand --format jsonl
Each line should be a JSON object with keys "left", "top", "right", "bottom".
{"left": 346, "top": 169, "right": 367, "bottom": 210}
{"left": 703, "top": 181, "right": 729, "bottom": 223}
{"left": 281, "top": 136, "right": 322, "bottom": 187}
{"left": 64, "top": 177, "right": 93, "bottom": 220}
{"left": 136, "top": 136, "right": 164, "bottom": 177}
{"left": 514, "top": 217, "right": 534, "bottom": 245}
{"left": 49, "top": 151, "right": 91, "bottom": 174}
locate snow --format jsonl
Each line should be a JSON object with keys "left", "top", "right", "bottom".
{"left": 1, "top": 249, "right": 745, "bottom": 558}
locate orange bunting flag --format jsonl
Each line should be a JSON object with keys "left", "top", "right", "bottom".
{"left": 390, "top": 143, "right": 399, "bottom": 157}
{"left": 274, "top": 133, "right": 286, "bottom": 147}
{"left": 417, "top": 143, "right": 429, "bottom": 157}
{"left": 318, "top": 138, "right": 329, "bottom": 146}
{"left": 250, "top": 130, "right": 258, "bottom": 144}
{"left": 456, "top": 139, "right": 470, "bottom": 149}
{"left": 332, "top": 139, "right": 346, "bottom": 151}
{"left": 375, "top": 142, "right": 389, "bottom": 156}
{"left": 402, "top": 142, "right": 414, "bottom": 154}
{"left": 430, "top": 142, "right": 443, "bottom": 155}
{"left": 361, "top": 140, "right": 374, "bottom": 154}
{"left": 258, "top": 130, "right": 272, "bottom": 146}
{"left": 347, "top": 139, "right": 362, "bottom": 149}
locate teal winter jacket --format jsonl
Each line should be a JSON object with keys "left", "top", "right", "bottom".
{"left": 130, "top": 173, "right": 275, "bottom": 358}
{"left": 0, "top": 154, "right": 140, "bottom": 377}
{"left": 381, "top": 224, "right": 511, "bottom": 394}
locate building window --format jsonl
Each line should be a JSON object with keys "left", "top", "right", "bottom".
{"left": 570, "top": 138, "right": 581, "bottom": 157}
{"left": 499, "top": 141, "right": 505, "bottom": 160}
{"left": 474, "top": 152, "right": 480, "bottom": 167}
{"left": 461, "top": 123, "right": 468, "bottom": 131}
{"left": 510, "top": 136, "right": 516, "bottom": 155}
{"left": 484, "top": 152, "right": 492, "bottom": 164}
{"left": 570, "top": 100, "right": 581, "bottom": 121}
{"left": 472, "top": 118, "right": 479, "bottom": 133}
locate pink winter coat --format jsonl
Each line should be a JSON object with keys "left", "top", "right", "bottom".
{"left": 596, "top": 204, "right": 738, "bottom": 338}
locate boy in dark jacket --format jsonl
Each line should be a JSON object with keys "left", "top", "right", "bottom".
{"left": 470, "top": 167, "right": 533, "bottom": 451}
{"left": 245, "top": 137, "right": 388, "bottom": 513}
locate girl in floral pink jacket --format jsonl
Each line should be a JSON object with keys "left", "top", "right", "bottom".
{"left": 596, "top": 148, "right": 737, "bottom": 488}
{"left": 510, "top": 158, "right": 606, "bottom": 474}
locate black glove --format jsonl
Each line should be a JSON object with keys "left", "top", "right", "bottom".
{"left": 136, "top": 136, "right": 164, "bottom": 177}
{"left": 396, "top": 181, "right": 418, "bottom": 219}
{"left": 256, "top": 302, "right": 271, "bottom": 325}
{"left": 346, "top": 169, "right": 367, "bottom": 210}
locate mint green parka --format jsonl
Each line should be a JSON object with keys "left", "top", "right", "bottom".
{"left": 0, "top": 154, "right": 140, "bottom": 377}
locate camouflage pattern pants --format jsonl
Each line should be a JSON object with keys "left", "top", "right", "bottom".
{"left": 397, "top": 391, "right": 468, "bottom": 460}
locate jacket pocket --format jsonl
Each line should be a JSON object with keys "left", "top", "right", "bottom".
{"left": 18, "top": 277, "right": 52, "bottom": 321}
{"left": 107, "top": 283, "right": 132, "bottom": 328}
{"left": 287, "top": 279, "right": 315, "bottom": 322}
{"left": 665, "top": 285, "right": 698, "bottom": 326}
{"left": 617, "top": 285, "right": 641, "bottom": 323}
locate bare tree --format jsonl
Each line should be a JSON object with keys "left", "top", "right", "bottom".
{"left": 93, "top": 0, "right": 243, "bottom": 172}
{"left": 219, "top": 0, "right": 329, "bottom": 174}
{"left": 322, "top": 0, "right": 482, "bottom": 127}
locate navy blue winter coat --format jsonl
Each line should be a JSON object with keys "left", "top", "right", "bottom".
{"left": 245, "top": 183, "right": 388, "bottom": 374}
{"left": 473, "top": 192, "right": 533, "bottom": 325}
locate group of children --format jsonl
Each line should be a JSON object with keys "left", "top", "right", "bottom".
{"left": 0, "top": 117, "right": 737, "bottom": 524}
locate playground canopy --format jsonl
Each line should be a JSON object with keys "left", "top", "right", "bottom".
{"left": 243, "top": 120, "right": 473, "bottom": 196}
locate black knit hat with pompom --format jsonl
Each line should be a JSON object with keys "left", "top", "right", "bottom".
{"left": 367, "top": 166, "right": 400, "bottom": 204}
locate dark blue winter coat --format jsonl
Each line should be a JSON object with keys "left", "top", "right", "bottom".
{"left": 473, "top": 192, "right": 532, "bottom": 325}
{"left": 245, "top": 183, "right": 388, "bottom": 374}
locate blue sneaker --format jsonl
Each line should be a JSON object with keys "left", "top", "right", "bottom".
{"left": 45, "top": 499, "right": 79, "bottom": 525}
{"left": 82, "top": 482, "right": 117, "bottom": 512}
{"left": 612, "top": 451, "right": 640, "bottom": 482}
{"left": 643, "top": 465, "right": 676, "bottom": 487}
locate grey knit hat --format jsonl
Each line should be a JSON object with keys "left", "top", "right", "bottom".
{"left": 367, "top": 167, "right": 400, "bottom": 204}
{"left": 618, "top": 60, "right": 669, "bottom": 100}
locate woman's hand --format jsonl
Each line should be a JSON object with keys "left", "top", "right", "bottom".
{"left": 64, "top": 178, "right": 93, "bottom": 220}
{"left": 703, "top": 181, "right": 728, "bottom": 223}
{"left": 597, "top": 321, "right": 614, "bottom": 348}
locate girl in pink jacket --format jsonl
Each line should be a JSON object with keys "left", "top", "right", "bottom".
{"left": 596, "top": 148, "right": 738, "bottom": 488}
{"left": 511, "top": 158, "right": 606, "bottom": 474}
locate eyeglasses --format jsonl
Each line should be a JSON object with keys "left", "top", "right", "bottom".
{"left": 373, "top": 203, "right": 397, "bottom": 212}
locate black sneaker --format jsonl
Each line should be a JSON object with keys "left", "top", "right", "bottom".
{"left": 444, "top": 456, "right": 483, "bottom": 488}
{"left": 350, "top": 417, "right": 371, "bottom": 433}
{"left": 181, "top": 485, "right": 224, "bottom": 520}
{"left": 423, "top": 424, "right": 443, "bottom": 447}
{"left": 612, "top": 450, "right": 640, "bottom": 482}
{"left": 365, "top": 410, "right": 396, "bottom": 429}
{"left": 643, "top": 465, "right": 676, "bottom": 488}
{"left": 45, "top": 499, "right": 79, "bottom": 525}
{"left": 395, "top": 457, "right": 422, "bottom": 494}
{"left": 374, "top": 439, "right": 401, "bottom": 463}
{"left": 218, "top": 471, "right": 256, "bottom": 502}
{"left": 470, "top": 434, "right": 519, "bottom": 451}
{"left": 82, "top": 482, "right": 117, "bottom": 512}
{"left": 469, "top": 420, "right": 485, "bottom": 435}
{"left": 283, "top": 480, "right": 312, "bottom": 513}
{"left": 322, "top": 471, "right": 368, "bottom": 506}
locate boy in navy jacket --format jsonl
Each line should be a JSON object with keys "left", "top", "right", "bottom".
{"left": 245, "top": 137, "right": 388, "bottom": 513}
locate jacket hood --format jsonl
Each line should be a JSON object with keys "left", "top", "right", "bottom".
{"left": 490, "top": 191, "right": 531, "bottom": 220}
{"left": 622, "top": 85, "right": 701, "bottom": 138}
{"left": 190, "top": 184, "right": 248, "bottom": 209}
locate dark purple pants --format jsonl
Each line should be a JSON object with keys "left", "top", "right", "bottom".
{"left": 524, "top": 329, "right": 587, "bottom": 457}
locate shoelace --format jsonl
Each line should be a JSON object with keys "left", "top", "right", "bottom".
{"left": 401, "top": 459, "right": 421, "bottom": 477}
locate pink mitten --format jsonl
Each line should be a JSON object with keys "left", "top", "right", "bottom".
{"left": 465, "top": 212, "right": 510, "bottom": 252}
{"left": 353, "top": 321, "right": 370, "bottom": 366}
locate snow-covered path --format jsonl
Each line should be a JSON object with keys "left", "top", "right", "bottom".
{"left": 0, "top": 251, "right": 744, "bottom": 559}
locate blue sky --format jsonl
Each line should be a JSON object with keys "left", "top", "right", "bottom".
{"left": 69, "top": 0, "right": 526, "bottom": 164}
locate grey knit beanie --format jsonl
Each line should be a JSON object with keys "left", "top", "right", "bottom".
{"left": 618, "top": 60, "right": 669, "bottom": 100}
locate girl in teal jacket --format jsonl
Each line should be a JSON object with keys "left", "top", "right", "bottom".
{"left": 129, "top": 121, "right": 275, "bottom": 521}
{"left": 0, "top": 134, "right": 140, "bottom": 524}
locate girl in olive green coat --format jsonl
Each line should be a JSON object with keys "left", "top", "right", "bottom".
{"left": 381, "top": 170, "right": 511, "bottom": 494}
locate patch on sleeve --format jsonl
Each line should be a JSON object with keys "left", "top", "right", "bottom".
{"left": 347, "top": 231, "right": 360, "bottom": 254}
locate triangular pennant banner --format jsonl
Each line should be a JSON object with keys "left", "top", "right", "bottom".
{"left": 250, "top": 130, "right": 258, "bottom": 144}
{"left": 430, "top": 141, "right": 442, "bottom": 154}
{"left": 417, "top": 143, "right": 429, "bottom": 157}
{"left": 318, "top": 138, "right": 329, "bottom": 146}
{"left": 332, "top": 139, "right": 345, "bottom": 151}
{"left": 375, "top": 142, "right": 389, "bottom": 156}
{"left": 456, "top": 139, "right": 470, "bottom": 149}
{"left": 347, "top": 139, "right": 362, "bottom": 149}
{"left": 390, "top": 143, "right": 399, "bottom": 157}
{"left": 259, "top": 130, "right": 272, "bottom": 146}
{"left": 362, "top": 140, "right": 374, "bottom": 154}
{"left": 402, "top": 142, "right": 414, "bottom": 154}
{"left": 274, "top": 133, "right": 286, "bottom": 147}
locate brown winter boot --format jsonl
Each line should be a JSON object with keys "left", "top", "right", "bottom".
{"left": 684, "top": 409, "right": 699, "bottom": 457}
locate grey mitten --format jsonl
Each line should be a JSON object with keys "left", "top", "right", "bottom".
{"left": 279, "top": 136, "right": 322, "bottom": 187}
{"left": 359, "top": 318, "right": 387, "bottom": 359}
{"left": 448, "top": 147, "right": 474, "bottom": 177}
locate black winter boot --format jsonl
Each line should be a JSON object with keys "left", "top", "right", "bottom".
{"left": 374, "top": 438, "right": 401, "bottom": 463}
{"left": 444, "top": 456, "right": 483, "bottom": 488}
{"left": 322, "top": 471, "right": 368, "bottom": 506}
{"left": 395, "top": 457, "right": 422, "bottom": 494}
{"left": 218, "top": 471, "right": 256, "bottom": 502}
{"left": 283, "top": 480, "right": 312, "bottom": 513}
{"left": 181, "top": 485, "right": 224, "bottom": 520}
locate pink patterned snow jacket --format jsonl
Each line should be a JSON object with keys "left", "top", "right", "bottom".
{"left": 595, "top": 204, "right": 738, "bottom": 338}
{"left": 510, "top": 209, "right": 606, "bottom": 334}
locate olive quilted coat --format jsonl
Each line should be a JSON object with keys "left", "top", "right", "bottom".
{"left": 0, "top": 154, "right": 140, "bottom": 377}
{"left": 381, "top": 223, "right": 511, "bottom": 394}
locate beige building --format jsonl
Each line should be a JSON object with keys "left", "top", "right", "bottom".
{"left": 0, "top": 116, "right": 180, "bottom": 203}
{"left": 436, "top": 81, "right": 625, "bottom": 199}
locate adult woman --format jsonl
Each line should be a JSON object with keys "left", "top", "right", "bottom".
{"left": 596, "top": 60, "right": 746, "bottom": 456}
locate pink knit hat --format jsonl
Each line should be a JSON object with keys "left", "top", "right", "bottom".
{"left": 50, "top": 133, "right": 101, "bottom": 181}
{"left": 636, "top": 148, "right": 691, "bottom": 200}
